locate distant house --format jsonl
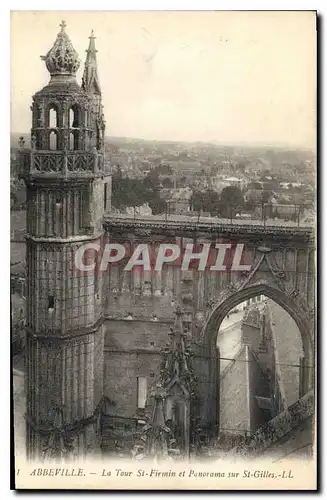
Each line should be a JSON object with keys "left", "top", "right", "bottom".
{"left": 260, "top": 177, "right": 279, "bottom": 191}
{"left": 222, "top": 176, "right": 246, "bottom": 190}
{"left": 269, "top": 201, "right": 298, "bottom": 218}
{"left": 124, "top": 203, "right": 152, "bottom": 217}
{"left": 244, "top": 188, "right": 263, "bottom": 204}
{"left": 247, "top": 181, "right": 263, "bottom": 190}
{"left": 280, "top": 181, "right": 304, "bottom": 189}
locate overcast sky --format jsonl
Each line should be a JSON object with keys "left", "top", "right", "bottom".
{"left": 11, "top": 11, "right": 316, "bottom": 148}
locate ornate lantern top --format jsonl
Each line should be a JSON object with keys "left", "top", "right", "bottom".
{"left": 41, "top": 21, "right": 80, "bottom": 77}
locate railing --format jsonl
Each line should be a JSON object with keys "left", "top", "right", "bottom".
{"left": 104, "top": 213, "right": 314, "bottom": 237}
{"left": 19, "top": 150, "right": 105, "bottom": 177}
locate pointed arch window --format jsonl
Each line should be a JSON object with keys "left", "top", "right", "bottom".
{"left": 49, "top": 105, "right": 59, "bottom": 128}
{"left": 49, "top": 131, "right": 58, "bottom": 151}
{"left": 69, "top": 104, "right": 80, "bottom": 128}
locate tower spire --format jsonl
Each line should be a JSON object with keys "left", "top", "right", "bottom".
{"left": 82, "top": 30, "right": 101, "bottom": 95}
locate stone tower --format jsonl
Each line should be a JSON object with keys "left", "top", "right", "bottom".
{"left": 20, "top": 22, "right": 111, "bottom": 460}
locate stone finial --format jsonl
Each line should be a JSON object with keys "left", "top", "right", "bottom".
{"left": 41, "top": 21, "right": 80, "bottom": 76}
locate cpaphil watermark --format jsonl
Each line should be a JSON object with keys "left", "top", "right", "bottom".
{"left": 74, "top": 239, "right": 252, "bottom": 276}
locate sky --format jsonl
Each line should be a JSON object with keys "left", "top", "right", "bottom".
{"left": 11, "top": 11, "right": 316, "bottom": 148}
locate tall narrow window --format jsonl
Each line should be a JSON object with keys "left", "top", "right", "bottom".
{"left": 104, "top": 183, "right": 108, "bottom": 211}
{"left": 96, "top": 127, "right": 100, "bottom": 150}
{"left": 49, "top": 105, "right": 58, "bottom": 128}
{"left": 137, "top": 377, "right": 147, "bottom": 409}
{"left": 69, "top": 131, "right": 79, "bottom": 151}
{"left": 48, "top": 296, "right": 55, "bottom": 310}
{"left": 49, "top": 131, "right": 57, "bottom": 150}
{"left": 69, "top": 104, "right": 80, "bottom": 128}
{"left": 69, "top": 108, "right": 74, "bottom": 128}
{"left": 74, "top": 132, "right": 79, "bottom": 150}
{"left": 36, "top": 105, "right": 42, "bottom": 126}
{"left": 69, "top": 132, "right": 75, "bottom": 150}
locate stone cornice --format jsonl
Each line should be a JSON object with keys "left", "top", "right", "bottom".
{"left": 103, "top": 216, "right": 315, "bottom": 246}
{"left": 25, "top": 315, "right": 104, "bottom": 344}
{"left": 25, "top": 231, "right": 103, "bottom": 244}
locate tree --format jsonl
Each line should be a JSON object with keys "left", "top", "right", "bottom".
{"left": 261, "top": 190, "right": 273, "bottom": 204}
{"left": 144, "top": 171, "right": 160, "bottom": 189}
{"left": 244, "top": 198, "right": 256, "bottom": 212}
{"left": 190, "top": 190, "right": 220, "bottom": 216}
{"left": 219, "top": 186, "right": 244, "bottom": 218}
{"left": 149, "top": 197, "right": 166, "bottom": 215}
{"left": 190, "top": 191, "right": 203, "bottom": 213}
{"left": 162, "top": 177, "right": 173, "bottom": 188}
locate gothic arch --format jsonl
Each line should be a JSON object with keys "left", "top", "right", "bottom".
{"left": 199, "top": 281, "right": 314, "bottom": 430}
{"left": 203, "top": 281, "right": 314, "bottom": 385}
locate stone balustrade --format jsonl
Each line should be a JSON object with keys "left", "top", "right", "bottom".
{"left": 19, "top": 150, "right": 105, "bottom": 179}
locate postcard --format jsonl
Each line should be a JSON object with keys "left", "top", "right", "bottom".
{"left": 11, "top": 10, "right": 317, "bottom": 490}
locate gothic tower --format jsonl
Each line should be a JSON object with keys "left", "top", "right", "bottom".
{"left": 20, "top": 22, "right": 110, "bottom": 460}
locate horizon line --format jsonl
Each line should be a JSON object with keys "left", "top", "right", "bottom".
{"left": 10, "top": 132, "right": 315, "bottom": 152}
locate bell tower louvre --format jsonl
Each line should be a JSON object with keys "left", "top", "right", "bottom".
{"left": 19, "top": 21, "right": 111, "bottom": 460}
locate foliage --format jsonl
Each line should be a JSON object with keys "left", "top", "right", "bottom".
{"left": 190, "top": 190, "right": 220, "bottom": 215}
{"left": 112, "top": 166, "right": 166, "bottom": 214}
{"left": 162, "top": 177, "right": 174, "bottom": 188}
{"left": 261, "top": 190, "right": 274, "bottom": 204}
{"left": 219, "top": 186, "right": 244, "bottom": 217}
